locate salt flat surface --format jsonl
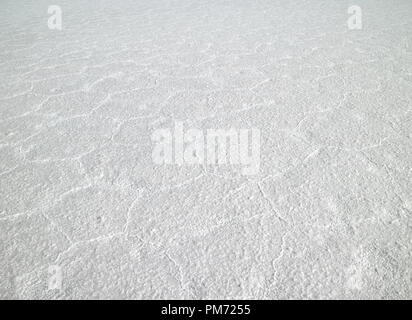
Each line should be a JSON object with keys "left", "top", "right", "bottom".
{"left": 0, "top": 0, "right": 411, "bottom": 299}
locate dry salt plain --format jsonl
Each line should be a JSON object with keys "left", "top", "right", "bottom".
{"left": 1, "top": 0, "right": 411, "bottom": 299}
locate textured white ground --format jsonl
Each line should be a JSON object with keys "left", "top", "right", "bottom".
{"left": 1, "top": 0, "right": 411, "bottom": 300}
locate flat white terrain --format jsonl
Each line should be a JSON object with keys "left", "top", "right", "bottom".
{"left": 0, "top": 0, "right": 411, "bottom": 299}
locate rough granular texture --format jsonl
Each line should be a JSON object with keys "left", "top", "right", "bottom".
{"left": 0, "top": 0, "right": 411, "bottom": 299}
